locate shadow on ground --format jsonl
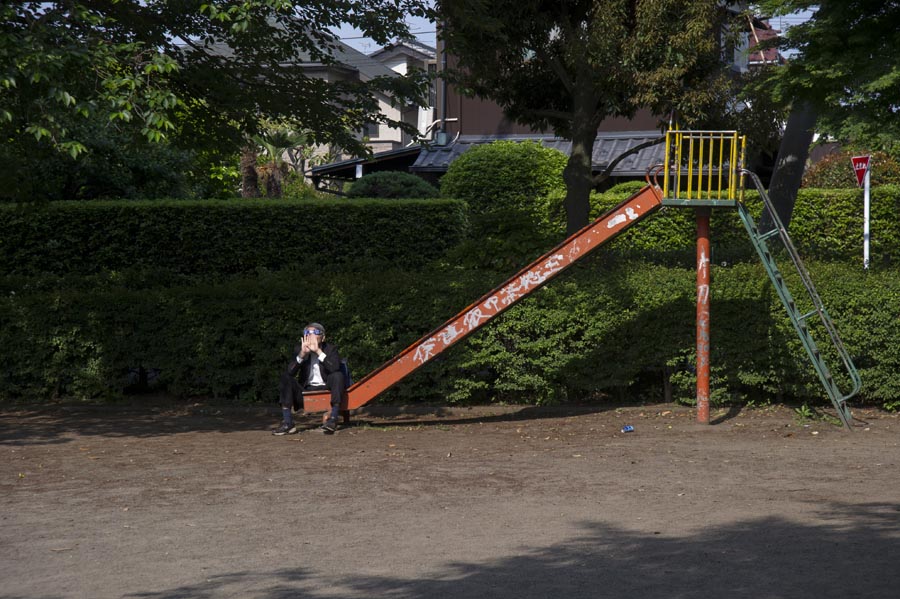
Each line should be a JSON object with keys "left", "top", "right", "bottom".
{"left": 0, "top": 402, "right": 629, "bottom": 446}
{"left": 93, "top": 501, "right": 900, "bottom": 599}
{"left": 0, "top": 403, "right": 274, "bottom": 446}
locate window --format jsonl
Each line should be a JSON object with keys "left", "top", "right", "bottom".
{"left": 363, "top": 122, "right": 379, "bottom": 139}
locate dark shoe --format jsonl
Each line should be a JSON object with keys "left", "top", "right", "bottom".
{"left": 272, "top": 422, "right": 297, "bottom": 436}
{"left": 321, "top": 419, "right": 337, "bottom": 434}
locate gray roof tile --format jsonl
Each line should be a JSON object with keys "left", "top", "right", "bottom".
{"left": 410, "top": 132, "right": 666, "bottom": 176}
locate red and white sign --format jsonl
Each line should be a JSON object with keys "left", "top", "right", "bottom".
{"left": 851, "top": 155, "right": 871, "bottom": 187}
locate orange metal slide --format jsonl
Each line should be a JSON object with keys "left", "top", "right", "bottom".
{"left": 302, "top": 183, "right": 664, "bottom": 413}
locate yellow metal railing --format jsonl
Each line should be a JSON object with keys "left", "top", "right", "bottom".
{"left": 662, "top": 130, "right": 746, "bottom": 201}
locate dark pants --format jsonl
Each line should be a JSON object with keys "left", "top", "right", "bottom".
{"left": 279, "top": 370, "right": 346, "bottom": 421}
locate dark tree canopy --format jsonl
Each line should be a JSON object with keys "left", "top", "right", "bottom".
{"left": 0, "top": 1, "right": 432, "bottom": 161}
{"left": 438, "top": 0, "right": 734, "bottom": 233}
{"left": 759, "top": 0, "right": 900, "bottom": 149}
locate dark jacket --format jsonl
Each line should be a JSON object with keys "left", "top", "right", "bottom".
{"left": 286, "top": 341, "right": 342, "bottom": 385}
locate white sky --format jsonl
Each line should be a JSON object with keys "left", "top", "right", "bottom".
{"left": 331, "top": 5, "right": 812, "bottom": 56}
{"left": 331, "top": 14, "right": 436, "bottom": 54}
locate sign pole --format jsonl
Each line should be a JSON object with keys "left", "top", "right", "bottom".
{"left": 863, "top": 166, "right": 871, "bottom": 270}
{"left": 851, "top": 155, "right": 872, "bottom": 270}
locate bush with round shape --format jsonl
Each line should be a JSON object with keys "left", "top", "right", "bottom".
{"left": 347, "top": 171, "right": 439, "bottom": 199}
{"left": 439, "top": 140, "right": 567, "bottom": 222}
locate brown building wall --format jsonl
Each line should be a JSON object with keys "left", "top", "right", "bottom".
{"left": 435, "top": 41, "right": 662, "bottom": 139}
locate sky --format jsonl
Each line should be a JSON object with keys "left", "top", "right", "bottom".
{"left": 330, "top": 5, "right": 813, "bottom": 56}
{"left": 332, "top": 14, "right": 436, "bottom": 54}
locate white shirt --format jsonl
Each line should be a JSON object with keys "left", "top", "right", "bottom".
{"left": 297, "top": 352, "right": 327, "bottom": 386}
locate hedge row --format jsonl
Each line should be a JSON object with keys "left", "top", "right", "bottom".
{"left": 5, "top": 186, "right": 897, "bottom": 277}
{"left": 581, "top": 185, "right": 900, "bottom": 266}
{"left": 0, "top": 198, "right": 469, "bottom": 276}
{"left": 2, "top": 260, "right": 897, "bottom": 410}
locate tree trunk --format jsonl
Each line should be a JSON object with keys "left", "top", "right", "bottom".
{"left": 265, "top": 165, "right": 283, "bottom": 198}
{"left": 563, "top": 126, "right": 597, "bottom": 236}
{"left": 240, "top": 146, "right": 260, "bottom": 198}
{"left": 760, "top": 102, "right": 817, "bottom": 232}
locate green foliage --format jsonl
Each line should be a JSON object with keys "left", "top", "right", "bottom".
{"left": 585, "top": 186, "right": 900, "bottom": 267}
{"left": 0, "top": 114, "right": 200, "bottom": 202}
{"left": 605, "top": 181, "right": 647, "bottom": 194}
{"left": 757, "top": 1, "right": 900, "bottom": 148}
{"left": 5, "top": 180, "right": 900, "bottom": 411}
{"left": 438, "top": 0, "right": 735, "bottom": 232}
{"left": 802, "top": 151, "right": 900, "bottom": 189}
{"left": 0, "top": 198, "right": 469, "bottom": 276}
{"left": 282, "top": 173, "right": 326, "bottom": 200}
{"left": 439, "top": 141, "right": 567, "bottom": 269}
{"left": 347, "top": 171, "right": 439, "bottom": 199}
{"left": 786, "top": 187, "right": 900, "bottom": 267}
{"left": 439, "top": 1, "right": 730, "bottom": 137}
{"left": 4, "top": 260, "right": 898, "bottom": 410}
{"left": 0, "top": 1, "right": 432, "bottom": 201}
{"left": 440, "top": 141, "right": 567, "bottom": 218}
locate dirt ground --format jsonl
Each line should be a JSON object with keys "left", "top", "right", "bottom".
{"left": 1, "top": 399, "right": 898, "bottom": 599}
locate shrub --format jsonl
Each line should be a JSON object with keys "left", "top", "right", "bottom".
{"left": 605, "top": 180, "right": 647, "bottom": 194}
{"left": 439, "top": 141, "right": 568, "bottom": 270}
{"left": 803, "top": 150, "right": 900, "bottom": 188}
{"left": 587, "top": 186, "right": 900, "bottom": 267}
{"left": 0, "top": 198, "right": 469, "bottom": 276}
{"left": 282, "top": 172, "right": 327, "bottom": 200}
{"left": 347, "top": 171, "right": 439, "bottom": 199}
{"left": 440, "top": 140, "right": 567, "bottom": 221}
{"left": 3, "top": 261, "right": 897, "bottom": 410}
{"left": 0, "top": 114, "right": 198, "bottom": 202}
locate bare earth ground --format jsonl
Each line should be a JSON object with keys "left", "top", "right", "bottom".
{"left": 1, "top": 400, "right": 898, "bottom": 599}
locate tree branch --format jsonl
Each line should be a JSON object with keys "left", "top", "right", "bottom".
{"left": 534, "top": 46, "right": 574, "bottom": 94}
{"left": 592, "top": 136, "right": 664, "bottom": 184}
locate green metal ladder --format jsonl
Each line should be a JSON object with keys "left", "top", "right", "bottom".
{"left": 737, "top": 170, "right": 861, "bottom": 429}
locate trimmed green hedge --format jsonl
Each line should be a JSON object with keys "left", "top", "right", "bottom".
{"left": 0, "top": 198, "right": 469, "bottom": 276}
{"left": 4, "top": 184, "right": 899, "bottom": 410}
{"left": 2, "top": 260, "right": 897, "bottom": 409}
{"left": 585, "top": 186, "right": 900, "bottom": 266}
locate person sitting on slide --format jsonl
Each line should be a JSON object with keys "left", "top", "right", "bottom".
{"left": 273, "top": 322, "right": 346, "bottom": 436}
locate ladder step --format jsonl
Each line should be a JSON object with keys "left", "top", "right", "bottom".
{"left": 758, "top": 228, "right": 781, "bottom": 241}
{"left": 739, "top": 172, "right": 860, "bottom": 430}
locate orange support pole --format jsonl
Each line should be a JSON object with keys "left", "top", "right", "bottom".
{"left": 696, "top": 208, "right": 711, "bottom": 424}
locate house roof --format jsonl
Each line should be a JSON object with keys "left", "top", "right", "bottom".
{"left": 748, "top": 20, "right": 784, "bottom": 66}
{"left": 369, "top": 40, "right": 437, "bottom": 62}
{"left": 410, "top": 132, "right": 667, "bottom": 176}
{"left": 309, "top": 131, "right": 667, "bottom": 188}
{"left": 309, "top": 146, "right": 424, "bottom": 184}
{"left": 318, "top": 39, "right": 398, "bottom": 81}
{"left": 188, "top": 30, "right": 397, "bottom": 82}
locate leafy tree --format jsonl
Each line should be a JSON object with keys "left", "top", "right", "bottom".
{"left": 251, "top": 126, "right": 310, "bottom": 198}
{"left": 754, "top": 1, "right": 900, "bottom": 228}
{"left": 759, "top": 0, "right": 900, "bottom": 148}
{"left": 0, "top": 1, "right": 432, "bottom": 199}
{"left": 438, "top": 0, "right": 733, "bottom": 234}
